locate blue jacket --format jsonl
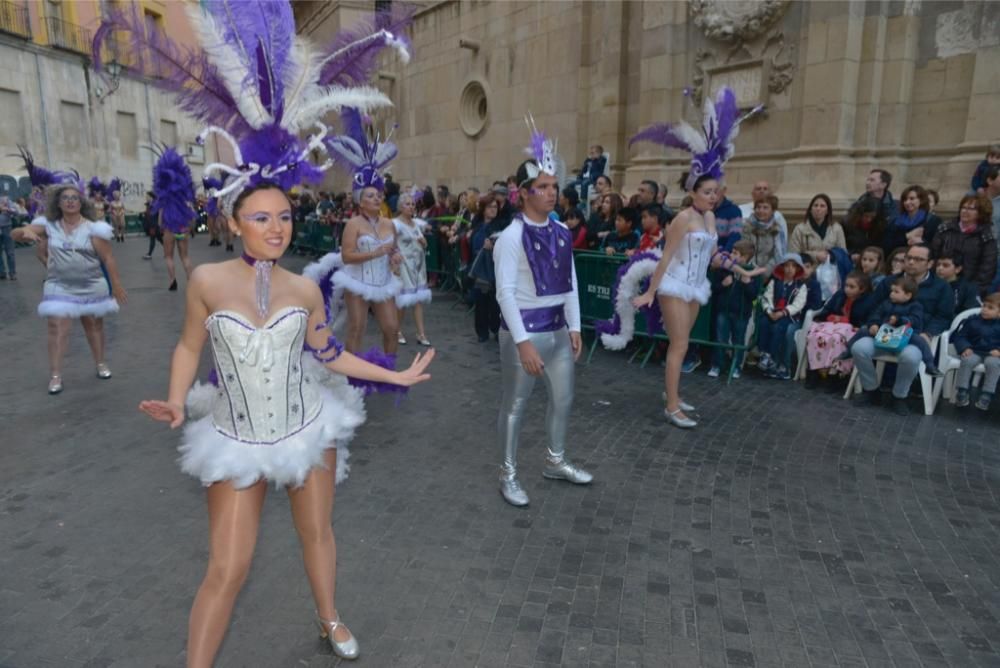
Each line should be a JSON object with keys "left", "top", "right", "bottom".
{"left": 870, "top": 272, "right": 954, "bottom": 336}
{"left": 714, "top": 197, "right": 743, "bottom": 251}
{"left": 866, "top": 299, "right": 925, "bottom": 332}
{"left": 601, "top": 229, "right": 639, "bottom": 253}
{"left": 580, "top": 155, "right": 607, "bottom": 181}
{"left": 953, "top": 315, "right": 1000, "bottom": 356}
{"left": 971, "top": 159, "right": 993, "bottom": 192}
{"left": 804, "top": 276, "right": 824, "bottom": 311}
{"left": 710, "top": 264, "right": 760, "bottom": 319}
{"left": 948, "top": 278, "right": 981, "bottom": 315}
{"left": 815, "top": 290, "right": 877, "bottom": 327}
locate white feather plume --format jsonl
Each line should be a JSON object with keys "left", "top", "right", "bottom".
{"left": 668, "top": 122, "right": 708, "bottom": 156}
{"left": 280, "top": 38, "right": 324, "bottom": 126}
{"left": 287, "top": 85, "right": 393, "bottom": 133}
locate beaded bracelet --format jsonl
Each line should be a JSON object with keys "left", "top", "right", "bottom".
{"left": 712, "top": 250, "right": 737, "bottom": 270}
{"left": 305, "top": 332, "right": 344, "bottom": 363}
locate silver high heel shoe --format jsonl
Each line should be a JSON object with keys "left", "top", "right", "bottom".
{"left": 661, "top": 391, "right": 694, "bottom": 412}
{"left": 96, "top": 363, "right": 112, "bottom": 379}
{"left": 315, "top": 612, "right": 359, "bottom": 660}
{"left": 665, "top": 408, "right": 697, "bottom": 429}
{"left": 48, "top": 375, "right": 63, "bottom": 395}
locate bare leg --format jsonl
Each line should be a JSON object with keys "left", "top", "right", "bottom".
{"left": 659, "top": 295, "right": 699, "bottom": 418}
{"left": 287, "top": 449, "right": 352, "bottom": 643}
{"left": 186, "top": 480, "right": 267, "bottom": 668}
{"left": 371, "top": 300, "right": 400, "bottom": 355}
{"left": 396, "top": 306, "right": 406, "bottom": 338}
{"left": 343, "top": 293, "right": 369, "bottom": 354}
{"left": 178, "top": 237, "right": 194, "bottom": 278}
{"left": 413, "top": 303, "right": 427, "bottom": 340}
{"left": 47, "top": 317, "right": 71, "bottom": 376}
{"left": 163, "top": 234, "right": 177, "bottom": 283}
{"left": 79, "top": 316, "right": 105, "bottom": 364}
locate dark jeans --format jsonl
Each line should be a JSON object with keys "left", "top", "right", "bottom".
{"left": 757, "top": 315, "right": 795, "bottom": 363}
{"left": 146, "top": 231, "right": 162, "bottom": 256}
{"left": 474, "top": 288, "right": 501, "bottom": 340}
{"left": 0, "top": 226, "right": 14, "bottom": 276}
{"left": 712, "top": 312, "right": 749, "bottom": 369}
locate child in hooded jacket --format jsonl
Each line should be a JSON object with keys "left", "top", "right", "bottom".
{"left": 757, "top": 253, "right": 809, "bottom": 380}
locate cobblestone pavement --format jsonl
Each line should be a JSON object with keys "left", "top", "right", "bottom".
{"left": 2, "top": 238, "right": 1000, "bottom": 668}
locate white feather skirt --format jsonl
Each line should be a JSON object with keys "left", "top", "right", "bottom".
{"left": 180, "top": 361, "right": 366, "bottom": 490}
{"left": 38, "top": 298, "right": 119, "bottom": 318}
{"left": 656, "top": 275, "right": 711, "bottom": 305}
{"left": 332, "top": 270, "right": 402, "bottom": 303}
{"left": 395, "top": 286, "right": 432, "bottom": 308}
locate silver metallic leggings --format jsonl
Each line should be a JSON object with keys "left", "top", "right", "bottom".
{"left": 498, "top": 329, "right": 575, "bottom": 473}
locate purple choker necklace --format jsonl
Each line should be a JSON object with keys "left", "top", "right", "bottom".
{"left": 691, "top": 204, "right": 708, "bottom": 215}
{"left": 241, "top": 252, "right": 277, "bottom": 320}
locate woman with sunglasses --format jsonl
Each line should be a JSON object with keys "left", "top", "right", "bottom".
{"left": 12, "top": 184, "right": 128, "bottom": 394}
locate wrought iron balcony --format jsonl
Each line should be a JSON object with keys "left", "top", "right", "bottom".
{"left": 46, "top": 16, "right": 91, "bottom": 54}
{"left": 0, "top": 0, "right": 31, "bottom": 40}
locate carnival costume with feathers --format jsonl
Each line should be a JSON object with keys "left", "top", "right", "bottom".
{"left": 94, "top": 0, "right": 413, "bottom": 488}
{"left": 597, "top": 87, "right": 762, "bottom": 350}
{"left": 15, "top": 146, "right": 83, "bottom": 219}
{"left": 150, "top": 145, "right": 196, "bottom": 235}
{"left": 87, "top": 176, "right": 123, "bottom": 202}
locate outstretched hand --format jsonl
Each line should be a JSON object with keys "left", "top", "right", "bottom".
{"left": 394, "top": 349, "right": 435, "bottom": 386}
{"left": 632, "top": 291, "right": 655, "bottom": 309}
{"left": 139, "top": 400, "right": 185, "bottom": 429}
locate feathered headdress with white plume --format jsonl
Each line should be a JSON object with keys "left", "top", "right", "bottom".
{"left": 93, "top": 0, "right": 413, "bottom": 216}
{"left": 13, "top": 146, "right": 84, "bottom": 216}
{"left": 630, "top": 87, "right": 763, "bottom": 191}
{"left": 324, "top": 107, "right": 397, "bottom": 192}
{"left": 520, "top": 114, "right": 561, "bottom": 187}
{"left": 149, "top": 144, "right": 196, "bottom": 234}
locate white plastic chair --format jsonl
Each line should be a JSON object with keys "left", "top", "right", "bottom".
{"left": 938, "top": 308, "right": 983, "bottom": 402}
{"left": 842, "top": 334, "right": 942, "bottom": 415}
{"left": 793, "top": 309, "right": 819, "bottom": 380}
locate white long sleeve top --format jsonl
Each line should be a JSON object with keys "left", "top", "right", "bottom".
{"left": 494, "top": 214, "right": 581, "bottom": 343}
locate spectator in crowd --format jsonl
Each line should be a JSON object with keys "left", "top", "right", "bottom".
{"left": 0, "top": 196, "right": 17, "bottom": 280}
{"left": 742, "top": 194, "right": 787, "bottom": 270}
{"left": 886, "top": 246, "right": 907, "bottom": 279}
{"left": 141, "top": 190, "right": 161, "bottom": 260}
{"left": 930, "top": 193, "right": 997, "bottom": 295}
{"left": 469, "top": 193, "right": 505, "bottom": 342}
{"left": 757, "top": 253, "right": 809, "bottom": 380}
{"left": 859, "top": 168, "right": 897, "bottom": 226}
{"left": 654, "top": 182, "right": 676, "bottom": 221}
{"left": 788, "top": 194, "right": 846, "bottom": 263}
{"left": 780, "top": 252, "right": 824, "bottom": 375}
{"left": 985, "top": 166, "right": 1000, "bottom": 241}
{"left": 426, "top": 185, "right": 450, "bottom": 221}
{"left": 850, "top": 243, "right": 954, "bottom": 415}
{"left": 713, "top": 183, "right": 744, "bottom": 252}
{"left": 630, "top": 180, "right": 659, "bottom": 209}
{"left": 738, "top": 181, "right": 788, "bottom": 230}
{"left": 952, "top": 292, "right": 1000, "bottom": 409}
{"left": 587, "top": 192, "right": 623, "bottom": 249}
{"left": 935, "top": 249, "right": 981, "bottom": 314}
{"left": 602, "top": 206, "right": 640, "bottom": 255}
{"left": 558, "top": 186, "right": 580, "bottom": 220}
{"left": 564, "top": 207, "right": 588, "bottom": 249}
{"left": 566, "top": 144, "right": 607, "bottom": 205}
{"left": 844, "top": 194, "right": 886, "bottom": 259}
{"left": 970, "top": 143, "right": 1000, "bottom": 194}
{"left": 316, "top": 191, "right": 335, "bottom": 220}
{"left": 844, "top": 275, "right": 941, "bottom": 377}
{"left": 927, "top": 188, "right": 940, "bottom": 214}
{"left": 708, "top": 239, "right": 760, "bottom": 378}
{"left": 804, "top": 271, "right": 876, "bottom": 388}
{"left": 491, "top": 183, "right": 516, "bottom": 226}
{"left": 418, "top": 187, "right": 436, "bottom": 217}
{"left": 588, "top": 174, "right": 613, "bottom": 210}
{"left": 883, "top": 185, "right": 941, "bottom": 252}
{"left": 858, "top": 246, "right": 885, "bottom": 286}
{"left": 629, "top": 203, "right": 665, "bottom": 255}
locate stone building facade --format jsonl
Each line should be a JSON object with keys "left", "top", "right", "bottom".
{"left": 0, "top": 0, "right": 213, "bottom": 210}
{"left": 296, "top": 0, "right": 1000, "bottom": 217}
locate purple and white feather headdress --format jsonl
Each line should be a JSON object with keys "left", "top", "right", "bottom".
{"left": 520, "top": 114, "right": 560, "bottom": 187}
{"left": 324, "top": 107, "right": 397, "bottom": 192}
{"left": 630, "top": 87, "right": 762, "bottom": 191}
{"left": 14, "top": 146, "right": 84, "bottom": 216}
{"left": 150, "top": 145, "right": 197, "bottom": 235}
{"left": 93, "top": 0, "right": 413, "bottom": 217}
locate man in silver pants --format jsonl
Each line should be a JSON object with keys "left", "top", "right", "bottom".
{"left": 494, "top": 155, "right": 592, "bottom": 507}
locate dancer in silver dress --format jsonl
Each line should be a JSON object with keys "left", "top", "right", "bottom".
{"left": 13, "top": 184, "right": 128, "bottom": 393}
{"left": 631, "top": 87, "right": 762, "bottom": 428}
{"left": 96, "top": 1, "right": 414, "bottom": 664}
{"left": 495, "top": 119, "right": 592, "bottom": 507}
{"left": 393, "top": 192, "right": 431, "bottom": 345}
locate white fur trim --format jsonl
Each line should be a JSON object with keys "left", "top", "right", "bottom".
{"left": 331, "top": 270, "right": 401, "bottom": 303}
{"left": 599, "top": 255, "right": 660, "bottom": 351}
{"left": 185, "top": 380, "right": 218, "bottom": 421}
{"left": 178, "top": 358, "right": 365, "bottom": 489}
{"left": 38, "top": 298, "right": 119, "bottom": 319}
{"left": 395, "top": 287, "right": 432, "bottom": 308}
{"left": 89, "top": 221, "right": 114, "bottom": 241}
{"left": 302, "top": 252, "right": 344, "bottom": 283}
{"left": 656, "top": 275, "right": 711, "bottom": 305}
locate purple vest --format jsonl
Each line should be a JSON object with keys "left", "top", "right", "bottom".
{"left": 520, "top": 214, "right": 573, "bottom": 296}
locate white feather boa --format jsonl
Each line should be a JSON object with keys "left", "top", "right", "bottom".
{"left": 302, "top": 252, "right": 348, "bottom": 333}
{"left": 599, "top": 250, "right": 661, "bottom": 351}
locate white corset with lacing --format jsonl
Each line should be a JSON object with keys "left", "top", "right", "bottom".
{"left": 206, "top": 307, "right": 322, "bottom": 445}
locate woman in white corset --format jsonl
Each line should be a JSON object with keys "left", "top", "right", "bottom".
{"left": 334, "top": 185, "right": 403, "bottom": 354}
{"left": 140, "top": 184, "right": 433, "bottom": 666}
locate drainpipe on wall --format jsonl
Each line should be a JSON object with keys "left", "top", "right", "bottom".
{"left": 33, "top": 52, "right": 53, "bottom": 165}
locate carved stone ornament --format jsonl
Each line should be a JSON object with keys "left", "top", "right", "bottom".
{"left": 690, "top": 31, "right": 796, "bottom": 111}
{"left": 690, "top": 0, "right": 791, "bottom": 43}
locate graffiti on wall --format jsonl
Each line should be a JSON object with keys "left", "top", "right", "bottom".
{"left": 0, "top": 174, "right": 147, "bottom": 206}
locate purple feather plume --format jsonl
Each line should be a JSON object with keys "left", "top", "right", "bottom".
{"left": 107, "top": 178, "right": 123, "bottom": 197}
{"left": 202, "top": 176, "right": 224, "bottom": 217}
{"left": 239, "top": 124, "right": 327, "bottom": 193}
{"left": 325, "top": 107, "right": 395, "bottom": 190}
{"left": 528, "top": 128, "right": 547, "bottom": 165}
{"left": 594, "top": 252, "right": 664, "bottom": 339}
{"left": 318, "top": 3, "right": 415, "bottom": 87}
{"left": 348, "top": 347, "right": 408, "bottom": 397}
{"left": 711, "top": 87, "right": 739, "bottom": 153}
{"left": 150, "top": 145, "right": 196, "bottom": 234}
{"left": 15, "top": 146, "right": 61, "bottom": 188}
{"left": 93, "top": 3, "right": 250, "bottom": 137}
{"left": 87, "top": 176, "right": 107, "bottom": 200}
{"left": 628, "top": 123, "right": 696, "bottom": 152}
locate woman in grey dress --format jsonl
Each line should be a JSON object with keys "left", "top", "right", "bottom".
{"left": 393, "top": 192, "right": 431, "bottom": 345}
{"left": 13, "top": 184, "right": 128, "bottom": 394}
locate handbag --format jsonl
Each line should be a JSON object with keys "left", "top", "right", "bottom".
{"left": 872, "top": 323, "right": 913, "bottom": 353}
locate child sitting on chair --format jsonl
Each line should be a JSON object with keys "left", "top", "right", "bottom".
{"left": 952, "top": 293, "right": 1000, "bottom": 410}
{"left": 805, "top": 270, "right": 876, "bottom": 386}
{"left": 838, "top": 275, "right": 941, "bottom": 376}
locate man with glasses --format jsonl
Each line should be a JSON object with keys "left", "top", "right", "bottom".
{"left": 850, "top": 243, "right": 954, "bottom": 415}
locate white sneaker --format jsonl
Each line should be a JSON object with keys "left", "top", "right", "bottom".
{"left": 707, "top": 366, "right": 721, "bottom": 378}
{"left": 732, "top": 368, "right": 741, "bottom": 380}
